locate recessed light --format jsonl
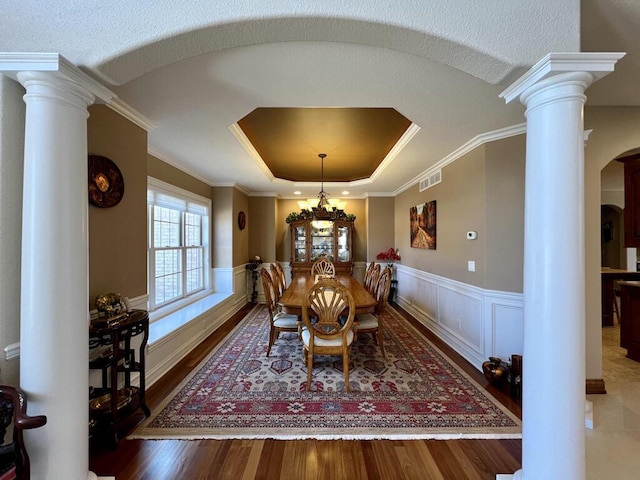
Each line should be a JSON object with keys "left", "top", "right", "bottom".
{"left": 342, "top": 191, "right": 349, "bottom": 195}
{"left": 294, "top": 191, "right": 301, "bottom": 195}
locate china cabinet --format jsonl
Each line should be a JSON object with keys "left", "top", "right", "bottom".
{"left": 290, "top": 218, "right": 354, "bottom": 276}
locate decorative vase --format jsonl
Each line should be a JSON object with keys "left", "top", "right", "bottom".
{"left": 482, "top": 356, "right": 509, "bottom": 387}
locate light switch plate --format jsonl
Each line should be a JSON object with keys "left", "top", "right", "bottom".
{"left": 468, "top": 260, "right": 475, "bottom": 272}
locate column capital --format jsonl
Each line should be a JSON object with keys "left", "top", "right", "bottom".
{"left": 0, "top": 52, "right": 115, "bottom": 103}
{"left": 0, "top": 52, "right": 154, "bottom": 130}
{"left": 500, "top": 52, "right": 625, "bottom": 105}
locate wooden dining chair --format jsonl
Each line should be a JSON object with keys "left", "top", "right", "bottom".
{"left": 261, "top": 269, "right": 300, "bottom": 356}
{"left": 301, "top": 279, "right": 356, "bottom": 391}
{"left": 365, "top": 263, "right": 381, "bottom": 295}
{"left": 311, "top": 257, "right": 335, "bottom": 277}
{"left": 269, "top": 263, "right": 285, "bottom": 300}
{"left": 355, "top": 266, "right": 392, "bottom": 358}
{"left": 363, "top": 261, "right": 375, "bottom": 289}
{"left": 274, "top": 262, "right": 287, "bottom": 293}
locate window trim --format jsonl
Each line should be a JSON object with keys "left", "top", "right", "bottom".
{"left": 147, "top": 177, "right": 211, "bottom": 316}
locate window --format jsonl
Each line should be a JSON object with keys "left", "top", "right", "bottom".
{"left": 147, "top": 178, "right": 211, "bottom": 312}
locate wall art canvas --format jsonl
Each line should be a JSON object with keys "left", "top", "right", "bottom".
{"left": 410, "top": 200, "right": 437, "bottom": 249}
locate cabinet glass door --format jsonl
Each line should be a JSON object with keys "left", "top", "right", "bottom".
{"left": 336, "top": 224, "right": 351, "bottom": 263}
{"left": 293, "top": 224, "right": 306, "bottom": 262}
{"left": 310, "top": 220, "right": 334, "bottom": 262}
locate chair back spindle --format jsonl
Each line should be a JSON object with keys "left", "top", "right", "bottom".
{"left": 311, "top": 258, "right": 335, "bottom": 277}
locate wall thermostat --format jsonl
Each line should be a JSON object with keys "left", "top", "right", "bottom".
{"left": 466, "top": 231, "right": 478, "bottom": 240}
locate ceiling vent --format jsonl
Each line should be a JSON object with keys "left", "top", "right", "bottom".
{"left": 419, "top": 170, "right": 442, "bottom": 192}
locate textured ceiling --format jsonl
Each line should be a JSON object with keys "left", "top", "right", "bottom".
{"left": 1, "top": 1, "right": 637, "bottom": 198}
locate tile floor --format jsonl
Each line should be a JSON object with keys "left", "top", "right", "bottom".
{"left": 586, "top": 324, "right": 640, "bottom": 479}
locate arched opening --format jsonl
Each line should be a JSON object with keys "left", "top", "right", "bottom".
{"left": 599, "top": 151, "right": 640, "bottom": 393}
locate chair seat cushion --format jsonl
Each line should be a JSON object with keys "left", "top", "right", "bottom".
{"left": 273, "top": 312, "right": 300, "bottom": 328}
{"left": 356, "top": 313, "right": 379, "bottom": 330}
{"left": 301, "top": 328, "right": 354, "bottom": 348}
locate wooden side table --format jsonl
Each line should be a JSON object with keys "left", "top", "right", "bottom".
{"left": 89, "top": 309, "right": 150, "bottom": 446}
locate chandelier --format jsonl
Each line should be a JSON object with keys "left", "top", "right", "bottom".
{"left": 297, "top": 153, "right": 347, "bottom": 215}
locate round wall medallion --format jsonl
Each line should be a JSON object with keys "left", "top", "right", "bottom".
{"left": 88, "top": 155, "right": 125, "bottom": 208}
{"left": 238, "top": 211, "right": 246, "bottom": 230}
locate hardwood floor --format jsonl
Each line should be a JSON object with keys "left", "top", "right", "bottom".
{"left": 89, "top": 303, "right": 522, "bottom": 479}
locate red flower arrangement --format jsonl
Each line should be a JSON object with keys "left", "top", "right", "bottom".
{"left": 376, "top": 247, "right": 401, "bottom": 263}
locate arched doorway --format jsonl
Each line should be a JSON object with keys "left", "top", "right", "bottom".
{"left": 599, "top": 153, "right": 640, "bottom": 385}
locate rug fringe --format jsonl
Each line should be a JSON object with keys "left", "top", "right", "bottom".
{"left": 127, "top": 432, "right": 522, "bottom": 441}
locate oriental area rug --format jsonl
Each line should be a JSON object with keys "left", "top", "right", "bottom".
{"left": 129, "top": 305, "right": 521, "bottom": 440}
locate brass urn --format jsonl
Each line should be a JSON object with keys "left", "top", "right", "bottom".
{"left": 482, "top": 356, "right": 509, "bottom": 387}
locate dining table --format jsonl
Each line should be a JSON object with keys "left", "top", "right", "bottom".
{"left": 278, "top": 273, "right": 377, "bottom": 316}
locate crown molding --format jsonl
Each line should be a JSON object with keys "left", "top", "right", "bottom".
{"left": 229, "top": 123, "right": 275, "bottom": 182}
{"left": 209, "top": 182, "right": 251, "bottom": 196}
{"left": 107, "top": 97, "right": 155, "bottom": 131}
{"left": 148, "top": 147, "right": 216, "bottom": 186}
{"left": 368, "top": 123, "right": 421, "bottom": 183}
{"left": 247, "top": 192, "right": 279, "bottom": 198}
{"left": 395, "top": 123, "right": 527, "bottom": 196}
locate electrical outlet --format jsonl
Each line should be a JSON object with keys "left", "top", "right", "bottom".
{"left": 468, "top": 260, "right": 476, "bottom": 272}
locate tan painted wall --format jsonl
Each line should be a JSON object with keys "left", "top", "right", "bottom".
{"left": 87, "top": 105, "right": 147, "bottom": 308}
{"left": 249, "top": 196, "right": 276, "bottom": 263}
{"left": 0, "top": 76, "right": 25, "bottom": 385}
{"left": 348, "top": 200, "right": 367, "bottom": 262}
{"left": 395, "top": 148, "right": 487, "bottom": 288}
{"left": 233, "top": 188, "right": 249, "bottom": 267}
{"left": 148, "top": 154, "right": 212, "bottom": 198}
{"left": 484, "top": 135, "right": 525, "bottom": 292}
{"left": 212, "top": 187, "right": 233, "bottom": 268}
{"left": 367, "top": 197, "right": 395, "bottom": 261}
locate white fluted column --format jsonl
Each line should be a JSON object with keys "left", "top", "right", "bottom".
{"left": 1, "top": 53, "right": 116, "bottom": 480}
{"left": 498, "top": 53, "right": 624, "bottom": 480}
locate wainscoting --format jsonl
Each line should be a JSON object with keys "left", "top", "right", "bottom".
{"left": 144, "top": 265, "right": 248, "bottom": 386}
{"left": 394, "top": 265, "right": 524, "bottom": 371}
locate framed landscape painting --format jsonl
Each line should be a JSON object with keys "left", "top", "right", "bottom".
{"left": 410, "top": 200, "right": 436, "bottom": 249}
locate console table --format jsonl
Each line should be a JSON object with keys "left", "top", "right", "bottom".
{"left": 89, "top": 309, "right": 150, "bottom": 446}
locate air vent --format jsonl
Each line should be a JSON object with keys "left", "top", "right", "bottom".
{"left": 419, "top": 169, "right": 442, "bottom": 192}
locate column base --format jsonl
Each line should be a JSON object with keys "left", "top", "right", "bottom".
{"left": 88, "top": 473, "right": 115, "bottom": 480}
{"left": 586, "top": 378, "right": 606, "bottom": 394}
{"left": 496, "top": 469, "right": 522, "bottom": 479}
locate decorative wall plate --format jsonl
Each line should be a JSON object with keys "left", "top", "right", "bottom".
{"left": 88, "top": 155, "right": 125, "bottom": 208}
{"left": 238, "top": 211, "right": 246, "bottom": 230}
